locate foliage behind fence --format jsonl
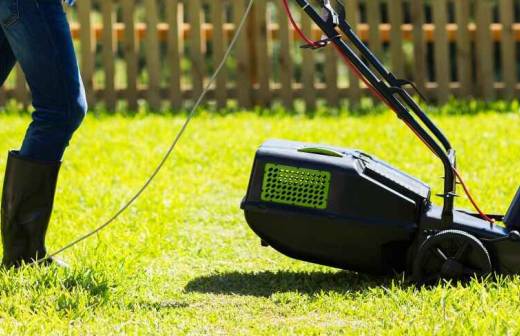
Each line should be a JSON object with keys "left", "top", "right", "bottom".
{"left": 1, "top": 0, "right": 519, "bottom": 112}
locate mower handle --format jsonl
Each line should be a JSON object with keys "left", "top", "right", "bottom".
{"left": 330, "top": 0, "right": 453, "bottom": 153}
{"left": 294, "top": 0, "right": 457, "bottom": 226}
{"left": 334, "top": 15, "right": 453, "bottom": 154}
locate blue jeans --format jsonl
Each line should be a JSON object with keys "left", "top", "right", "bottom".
{"left": 0, "top": 0, "right": 87, "bottom": 162}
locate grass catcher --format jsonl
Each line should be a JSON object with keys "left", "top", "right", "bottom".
{"left": 241, "top": 0, "right": 520, "bottom": 283}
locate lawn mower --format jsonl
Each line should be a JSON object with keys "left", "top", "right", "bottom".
{"left": 241, "top": 0, "right": 520, "bottom": 283}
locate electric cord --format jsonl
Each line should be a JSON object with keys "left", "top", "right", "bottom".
{"left": 282, "top": 0, "right": 319, "bottom": 47}
{"left": 43, "top": 0, "right": 255, "bottom": 261}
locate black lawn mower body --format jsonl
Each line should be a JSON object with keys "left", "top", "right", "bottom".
{"left": 242, "top": 140, "right": 520, "bottom": 277}
{"left": 241, "top": 0, "right": 520, "bottom": 282}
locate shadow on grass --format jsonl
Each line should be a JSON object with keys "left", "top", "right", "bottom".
{"left": 185, "top": 270, "right": 406, "bottom": 297}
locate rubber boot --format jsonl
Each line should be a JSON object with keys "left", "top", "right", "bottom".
{"left": 1, "top": 151, "right": 62, "bottom": 268}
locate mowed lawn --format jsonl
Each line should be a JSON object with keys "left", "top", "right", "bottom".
{"left": 0, "top": 109, "right": 519, "bottom": 334}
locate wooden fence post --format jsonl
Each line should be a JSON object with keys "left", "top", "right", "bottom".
{"left": 101, "top": 0, "right": 116, "bottom": 112}
{"left": 210, "top": 0, "right": 228, "bottom": 109}
{"left": 144, "top": 0, "right": 161, "bottom": 110}
{"left": 122, "top": 0, "right": 138, "bottom": 111}
{"left": 433, "top": 0, "right": 450, "bottom": 103}
{"left": 455, "top": 0, "right": 473, "bottom": 98}
{"left": 389, "top": 0, "right": 404, "bottom": 78}
{"left": 253, "top": 0, "right": 271, "bottom": 106}
{"left": 367, "top": 0, "right": 382, "bottom": 59}
{"left": 411, "top": 0, "right": 427, "bottom": 96}
{"left": 499, "top": 0, "right": 516, "bottom": 100}
{"left": 234, "top": 0, "right": 252, "bottom": 108}
{"left": 475, "top": 0, "right": 495, "bottom": 100}
{"left": 324, "top": 44, "right": 339, "bottom": 107}
{"left": 276, "top": 0, "right": 294, "bottom": 109}
{"left": 246, "top": 2, "right": 259, "bottom": 104}
{"left": 167, "top": 0, "right": 183, "bottom": 110}
{"left": 301, "top": 11, "right": 316, "bottom": 111}
{"left": 188, "top": 0, "right": 205, "bottom": 102}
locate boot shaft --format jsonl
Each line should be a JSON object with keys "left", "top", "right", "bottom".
{"left": 1, "top": 151, "right": 61, "bottom": 267}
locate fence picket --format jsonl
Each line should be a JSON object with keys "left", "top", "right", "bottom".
{"left": 301, "top": 13, "right": 316, "bottom": 111}
{"left": 276, "top": 0, "right": 293, "bottom": 108}
{"left": 411, "top": 0, "right": 427, "bottom": 95}
{"left": 367, "top": 0, "right": 382, "bottom": 58}
{"left": 144, "top": 0, "right": 161, "bottom": 110}
{"left": 101, "top": 0, "right": 116, "bottom": 111}
{"left": 324, "top": 46, "right": 338, "bottom": 107}
{"left": 455, "top": 0, "right": 473, "bottom": 98}
{"left": 211, "top": 0, "right": 227, "bottom": 109}
{"left": 188, "top": 0, "right": 205, "bottom": 101}
{"left": 389, "top": 0, "right": 404, "bottom": 77}
{"left": 499, "top": 0, "right": 516, "bottom": 99}
{"left": 121, "top": 0, "right": 138, "bottom": 110}
{"left": 254, "top": 0, "right": 271, "bottom": 106}
{"left": 433, "top": 0, "right": 450, "bottom": 103}
{"left": 475, "top": 0, "right": 495, "bottom": 100}
{"left": 167, "top": 0, "right": 182, "bottom": 110}
{"left": 233, "top": 0, "right": 252, "bottom": 108}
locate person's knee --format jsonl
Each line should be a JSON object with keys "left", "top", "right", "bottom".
{"left": 68, "top": 93, "right": 87, "bottom": 132}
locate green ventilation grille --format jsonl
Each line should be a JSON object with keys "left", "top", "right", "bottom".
{"left": 261, "top": 163, "right": 331, "bottom": 209}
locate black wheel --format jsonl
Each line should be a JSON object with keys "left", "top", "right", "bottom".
{"left": 413, "top": 230, "right": 492, "bottom": 284}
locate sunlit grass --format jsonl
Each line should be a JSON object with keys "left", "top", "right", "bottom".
{"left": 0, "top": 107, "right": 518, "bottom": 334}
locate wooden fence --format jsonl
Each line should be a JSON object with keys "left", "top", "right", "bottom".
{"left": 1, "top": 0, "right": 520, "bottom": 111}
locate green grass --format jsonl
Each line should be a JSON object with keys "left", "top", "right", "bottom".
{"left": 0, "top": 109, "right": 519, "bottom": 334}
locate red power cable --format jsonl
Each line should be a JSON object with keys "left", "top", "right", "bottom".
{"left": 282, "top": 0, "right": 319, "bottom": 47}
{"left": 454, "top": 169, "right": 495, "bottom": 223}
{"left": 281, "top": 0, "right": 495, "bottom": 224}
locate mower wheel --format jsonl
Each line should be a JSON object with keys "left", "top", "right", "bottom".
{"left": 413, "top": 230, "right": 492, "bottom": 285}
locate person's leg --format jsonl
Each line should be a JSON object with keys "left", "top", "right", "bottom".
{"left": 0, "top": 0, "right": 86, "bottom": 267}
{"left": 0, "top": 0, "right": 87, "bottom": 161}
{"left": 0, "top": 28, "right": 16, "bottom": 86}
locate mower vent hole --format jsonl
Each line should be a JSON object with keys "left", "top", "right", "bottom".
{"left": 261, "top": 163, "right": 331, "bottom": 209}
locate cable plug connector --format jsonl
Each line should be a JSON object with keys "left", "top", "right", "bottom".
{"left": 300, "top": 35, "right": 341, "bottom": 49}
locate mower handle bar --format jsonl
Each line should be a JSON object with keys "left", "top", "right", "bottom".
{"left": 293, "top": 0, "right": 457, "bottom": 225}
{"left": 333, "top": 6, "right": 453, "bottom": 153}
